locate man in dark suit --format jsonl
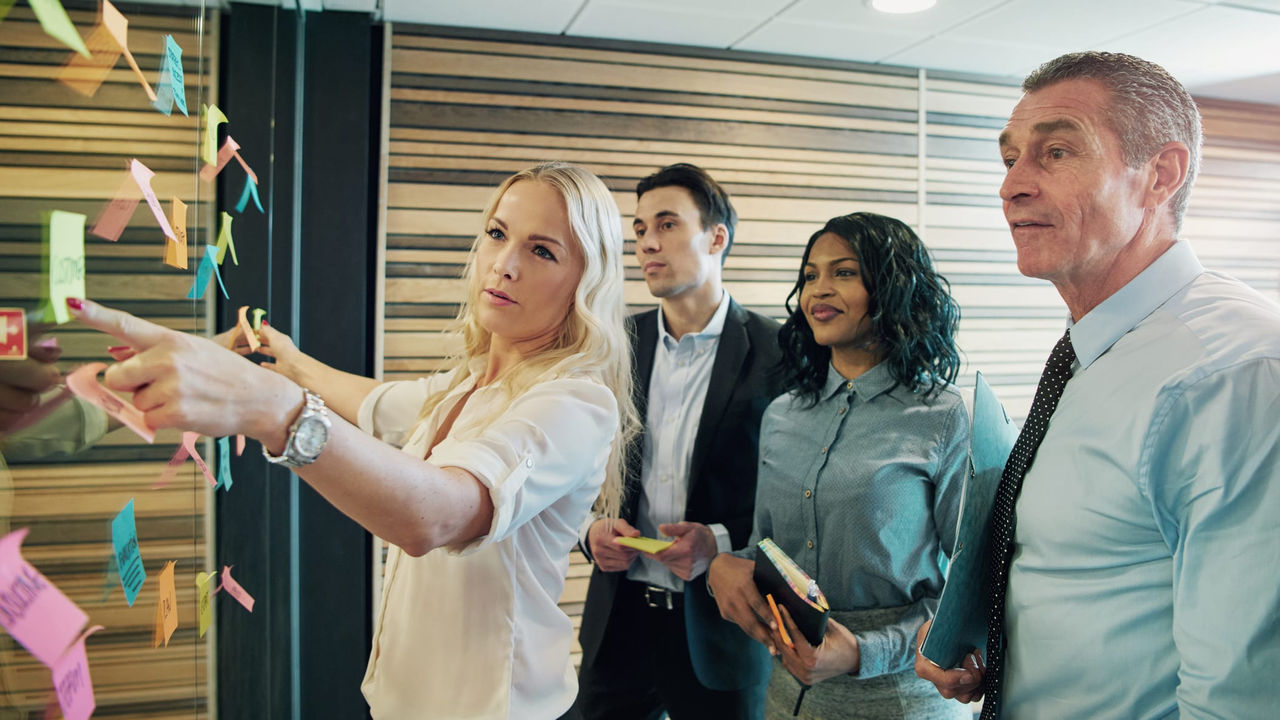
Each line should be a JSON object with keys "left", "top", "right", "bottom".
{"left": 570, "top": 164, "right": 781, "bottom": 719}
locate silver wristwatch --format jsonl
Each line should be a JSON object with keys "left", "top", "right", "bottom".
{"left": 262, "top": 388, "right": 331, "bottom": 468}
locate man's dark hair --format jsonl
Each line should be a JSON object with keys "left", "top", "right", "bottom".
{"left": 1022, "top": 51, "right": 1202, "bottom": 233}
{"left": 636, "top": 163, "right": 738, "bottom": 260}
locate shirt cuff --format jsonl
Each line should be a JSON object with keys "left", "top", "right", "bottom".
{"left": 709, "top": 523, "right": 731, "bottom": 554}
{"left": 578, "top": 512, "right": 599, "bottom": 562}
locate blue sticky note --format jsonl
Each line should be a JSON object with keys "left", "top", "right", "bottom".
{"left": 235, "top": 176, "right": 263, "bottom": 214}
{"left": 186, "top": 244, "right": 229, "bottom": 300}
{"left": 217, "top": 436, "right": 233, "bottom": 491}
{"left": 151, "top": 35, "right": 188, "bottom": 117}
{"left": 111, "top": 498, "right": 146, "bottom": 607}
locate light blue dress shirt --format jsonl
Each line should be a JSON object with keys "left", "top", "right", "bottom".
{"left": 1003, "top": 240, "right": 1280, "bottom": 719}
{"left": 740, "top": 361, "right": 969, "bottom": 679}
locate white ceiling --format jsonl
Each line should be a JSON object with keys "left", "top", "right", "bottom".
{"left": 353, "top": 0, "right": 1280, "bottom": 105}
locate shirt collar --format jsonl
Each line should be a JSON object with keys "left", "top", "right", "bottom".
{"left": 656, "top": 290, "right": 731, "bottom": 346}
{"left": 822, "top": 359, "right": 897, "bottom": 402}
{"left": 1068, "top": 240, "right": 1203, "bottom": 370}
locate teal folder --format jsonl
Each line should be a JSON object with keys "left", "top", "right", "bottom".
{"left": 920, "top": 372, "right": 1018, "bottom": 668}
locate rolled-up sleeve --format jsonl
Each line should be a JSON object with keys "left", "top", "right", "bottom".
{"left": 429, "top": 377, "right": 618, "bottom": 553}
{"left": 356, "top": 377, "right": 442, "bottom": 448}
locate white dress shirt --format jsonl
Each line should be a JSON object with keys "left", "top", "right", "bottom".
{"left": 627, "top": 292, "right": 733, "bottom": 591}
{"left": 356, "top": 364, "right": 618, "bottom": 719}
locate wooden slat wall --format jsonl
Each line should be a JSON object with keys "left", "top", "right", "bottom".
{"left": 0, "top": 3, "right": 215, "bottom": 717}
{"left": 384, "top": 25, "right": 1280, "bottom": 669}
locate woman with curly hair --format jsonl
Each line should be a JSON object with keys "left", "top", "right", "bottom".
{"left": 708, "top": 212, "right": 970, "bottom": 719}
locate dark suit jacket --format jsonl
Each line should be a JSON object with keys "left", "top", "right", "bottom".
{"left": 578, "top": 298, "right": 782, "bottom": 691}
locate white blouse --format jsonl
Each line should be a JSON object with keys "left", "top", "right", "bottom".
{"left": 356, "top": 367, "right": 618, "bottom": 719}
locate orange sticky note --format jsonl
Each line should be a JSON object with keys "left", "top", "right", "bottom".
{"left": 236, "top": 306, "right": 260, "bottom": 352}
{"left": 101, "top": 0, "right": 155, "bottom": 102}
{"left": 57, "top": 23, "right": 119, "bottom": 97}
{"left": 164, "top": 197, "right": 188, "bottom": 269}
{"left": 151, "top": 561, "right": 178, "bottom": 648}
{"left": 65, "top": 362, "right": 155, "bottom": 442}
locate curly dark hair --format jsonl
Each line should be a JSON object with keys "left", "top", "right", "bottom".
{"left": 777, "top": 212, "right": 961, "bottom": 406}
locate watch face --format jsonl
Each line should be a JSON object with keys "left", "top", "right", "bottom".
{"left": 293, "top": 417, "right": 329, "bottom": 458}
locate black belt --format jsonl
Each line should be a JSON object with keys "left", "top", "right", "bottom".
{"left": 631, "top": 581, "right": 682, "bottom": 611}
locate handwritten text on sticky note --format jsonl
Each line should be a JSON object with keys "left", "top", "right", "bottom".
{"left": 0, "top": 528, "right": 90, "bottom": 668}
{"left": 65, "top": 362, "right": 155, "bottom": 443}
{"left": 110, "top": 499, "right": 146, "bottom": 607}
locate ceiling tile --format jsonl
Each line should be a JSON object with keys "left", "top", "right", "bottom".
{"left": 567, "top": 1, "right": 774, "bottom": 47}
{"left": 381, "top": 0, "right": 586, "bottom": 35}
{"left": 733, "top": 19, "right": 925, "bottom": 62}
{"left": 1099, "top": 4, "right": 1280, "bottom": 87}
{"left": 885, "top": 35, "right": 1051, "bottom": 79}
{"left": 943, "top": 0, "right": 1197, "bottom": 47}
{"left": 780, "top": 0, "right": 1011, "bottom": 35}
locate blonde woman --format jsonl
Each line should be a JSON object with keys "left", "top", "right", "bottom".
{"left": 69, "top": 162, "right": 638, "bottom": 719}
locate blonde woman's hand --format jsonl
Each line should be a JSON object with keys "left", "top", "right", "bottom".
{"left": 254, "top": 323, "right": 313, "bottom": 386}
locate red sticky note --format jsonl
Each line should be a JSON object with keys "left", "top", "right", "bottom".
{"left": 51, "top": 625, "right": 102, "bottom": 720}
{"left": 65, "top": 362, "right": 155, "bottom": 443}
{"left": 220, "top": 566, "right": 255, "bottom": 612}
{"left": 90, "top": 172, "right": 141, "bottom": 242}
{"left": 0, "top": 528, "right": 90, "bottom": 668}
{"left": 0, "top": 308, "right": 26, "bottom": 359}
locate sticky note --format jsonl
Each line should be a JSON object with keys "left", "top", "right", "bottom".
{"left": 233, "top": 148, "right": 258, "bottom": 185}
{"left": 195, "top": 571, "right": 215, "bottom": 638}
{"left": 90, "top": 172, "right": 140, "bottom": 242}
{"left": 251, "top": 308, "right": 266, "bottom": 331}
{"left": 164, "top": 197, "right": 188, "bottom": 269}
{"left": 237, "top": 305, "right": 261, "bottom": 352}
{"left": 151, "top": 35, "right": 187, "bottom": 117}
{"left": 181, "top": 432, "right": 216, "bottom": 488}
{"left": 0, "top": 528, "right": 90, "bottom": 668}
{"left": 152, "top": 561, "right": 178, "bottom": 648}
{"left": 216, "top": 437, "right": 233, "bottom": 491}
{"left": 65, "top": 362, "right": 155, "bottom": 443}
{"left": 198, "top": 136, "right": 240, "bottom": 182}
{"left": 100, "top": 0, "right": 155, "bottom": 101}
{"left": 0, "top": 0, "right": 17, "bottom": 24}
{"left": 58, "top": 23, "right": 119, "bottom": 97}
{"left": 214, "top": 212, "right": 236, "bottom": 265}
{"left": 186, "top": 245, "right": 229, "bottom": 300}
{"left": 0, "top": 308, "right": 26, "bottom": 359}
{"left": 235, "top": 176, "right": 263, "bottom": 214}
{"left": 201, "top": 105, "right": 229, "bottom": 166}
{"left": 110, "top": 499, "right": 146, "bottom": 607}
{"left": 153, "top": 442, "right": 189, "bottom": 489}
{"left": 39, "top": 210, "right": 86, "bottom": 325}
{"left": 51, "top": 625, "right": 101, "bottom": 720}
{"left": 219, "top": 566, "right": 255, "bottom": 612}
{"left": 127, "top": 160, "right": 176, "bottom": 240}
{"left": 613, "top": 536, "right": 674, "bottom": 554}
{"left": 29, "top": 0, "right": 90, "bottom": 57}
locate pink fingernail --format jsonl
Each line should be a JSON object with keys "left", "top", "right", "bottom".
{"left": 65, "top": 297, "right": 83, "bottom": 310}
{"left": 36, "top": 337, "right": 60, "bottom": 349}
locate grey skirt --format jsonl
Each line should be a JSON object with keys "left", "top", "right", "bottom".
{"left": 764, "top": 606, "right": 971, "bottom": 720}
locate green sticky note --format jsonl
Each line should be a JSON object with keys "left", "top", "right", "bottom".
{"left": 202, "top": 104, "right": 228, "bottom": 166}
{"left": 40, "top": 210, "right": 86, "bottom": 325}
{"left": 29, "top": 0, "right": 91, "bottom": 58}
{"left": 0, "top": 0, "right": 19, "bottom": 24}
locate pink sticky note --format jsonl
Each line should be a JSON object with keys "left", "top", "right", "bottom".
{"left": 129, "top": 160, "right": 176, "bottom": 240}
{"left": 153, "top": 442, "right": 190, "bottom": 489}
{"left": 220, "top": 566, "right": 255, "bottom": 612}
{"left": 90, "top": 173, "right": 140, "bottom": 242}
{"left": 65, "top": 362, "right": 155, "bottom": 443}
{"left": 0, "top": 529, "right": 90, "bottom": 668}
{"left": 233, "top": 149, "right": 258, "bottom": 185}
{"left": 51, "top": 625, "right": 102, "bottom": 720}
{"left": 199, "top": 136, "right": 240, "bottom": 182}
{"left": 182, "top": 432, "right": 217, "bottom": 488}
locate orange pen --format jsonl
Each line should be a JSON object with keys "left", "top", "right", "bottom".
{"left": 765, "top": 593, "right": 794, "bottom": 649}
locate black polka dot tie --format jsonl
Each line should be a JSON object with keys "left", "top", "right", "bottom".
{"left": 980, "top": 330, "right": 1076, "bottom": 719}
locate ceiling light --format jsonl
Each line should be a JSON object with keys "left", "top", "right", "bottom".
{"left": 868, "top": 0, "right": 937, "bottom": 13}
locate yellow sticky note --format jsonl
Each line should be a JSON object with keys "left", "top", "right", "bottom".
{"left": 164, "top": 197, "right": 188, "bottom": 269}
{"left": 202, "top": 104, "right": 229, "bottom": 166}
{"left": 100, "top": 0, "right": 154, "bottom": 101}
{"left": 195, "top": 571, "right": 215, "bottom": 638}
{"left": 40, "top": 210, "right": 86, "bottom": 325}
{"left": 614, "top": 536, "right": 674, "bottom": 554}
{"left": 214, "top": 212, "right": 236, "bottom": 265}
{"left": 251, "top": 308, "right": 266, "bottom": 332}
{"left": 29, "top": 0, "right": 90, "bottom": 58}
{"left": 152, "top": 560, "right": 178, "bottom": 647}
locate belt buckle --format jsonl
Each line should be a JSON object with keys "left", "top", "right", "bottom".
{"left": 644, "top": 585, "right": 674, "bottom": 610}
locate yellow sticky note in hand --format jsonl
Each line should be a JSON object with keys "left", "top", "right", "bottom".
{"left": 614, "top": 536, "right": 674, "bottom": 554}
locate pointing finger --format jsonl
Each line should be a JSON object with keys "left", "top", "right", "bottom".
{"left": 66, "top": 298, "right": 173, "bottom": 350}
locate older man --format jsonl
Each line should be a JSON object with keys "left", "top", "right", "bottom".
{"left": 916, "top": 51, "right": 1280, "bottom": 719}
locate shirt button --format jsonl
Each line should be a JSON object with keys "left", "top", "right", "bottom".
{"left": 820, "top": 446, "right": 827, "bottom": 454}
{"left": 525, "top": 458, "right": 533, "bottom": 468}
{"left": 838, "top": 407, "right": 846, "bottom": 415}
{"left": 845, "top": 382, "right": 853, "bottom": 390}
{"left": 807, "top": 540, "right": 814, "bottom": 549}
{"left": 804, "top": 490, "right": 812, "bottom": 498}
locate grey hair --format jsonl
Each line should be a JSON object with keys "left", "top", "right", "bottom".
{"left": 1023, "top": 51, "right": 1202, "bottom": 232}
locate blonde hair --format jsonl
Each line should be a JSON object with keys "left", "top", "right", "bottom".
{"left": 418, "top": 162, "right": 638, "bottom": 519}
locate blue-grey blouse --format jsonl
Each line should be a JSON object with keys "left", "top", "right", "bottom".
{"left": 739, "top": 361, "right": 968, "bottom": 679}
